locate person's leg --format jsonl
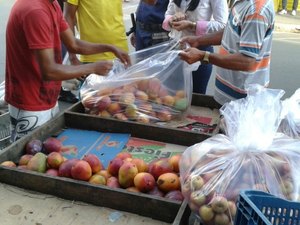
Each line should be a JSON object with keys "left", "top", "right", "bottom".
{"left": 9, "top": 103, "right": 59, "bottom": 142}
{"left": 192, "top": 46, "right": 214, "bottom": 94}
{"left": 293, "top": 0, "right": 299, "bottom": 9}
{"left": 282, "top": 0, "right": 288, "bottom": 9}
{"left": 279, "top": 0, "right": 288, "bottom": 14}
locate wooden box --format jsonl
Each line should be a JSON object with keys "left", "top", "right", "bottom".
{"left": 0, "top": 112, "right": 196, "bottom": 224}
{"left": 65, "top": 93, "right": 221, "bottom": 146}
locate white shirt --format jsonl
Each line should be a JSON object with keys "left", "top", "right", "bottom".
{"left": 163, "top": 0, "right": 229, "bottom": 36}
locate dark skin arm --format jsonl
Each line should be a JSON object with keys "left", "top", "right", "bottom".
{"left": 179, "top": 48, "right": 256, "bottom": 71}
{"left": 63, "top": 2, "right": 80, "bottom": 65}
{"left": 179, "top": 31, "right": 257, "bottom": 71}
{"left": 35, "top": 47, "right": 113, "bottom": 81}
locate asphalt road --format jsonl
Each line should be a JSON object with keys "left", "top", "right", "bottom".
{"left": 0, "top": 0, "right": 299, "bottom": 101}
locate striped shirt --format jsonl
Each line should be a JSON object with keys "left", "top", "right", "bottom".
{"left": 214, "top": 0, "right": 275, "bottom": 105}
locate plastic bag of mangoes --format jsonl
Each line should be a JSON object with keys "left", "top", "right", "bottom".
{"left": 179, "top": 85, "right": 300, "bottom": 225}
{"left": 80, "top": 46, "right": 199, "bottom": 124}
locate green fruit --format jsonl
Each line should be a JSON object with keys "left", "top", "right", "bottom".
{"left": 27, "top": 152, "right": 47, "bottom": 173}
{"left": 174, "top": 98, "right": 188, "bottom": 111}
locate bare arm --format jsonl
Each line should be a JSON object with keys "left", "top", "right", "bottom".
{"left": 35, "top": 48, "right": 113, "bottom": 81}
{"left": 180, "top": 30, "right": 224, "bottom": 47}
{"left": 61, "top": 29, "right": 131, "bottom": 66}
{"left": 63, "top": 2, "right": 80, "bottom": 64}
{"left": 179, "top": 48, "right": 256, "bottom": 71}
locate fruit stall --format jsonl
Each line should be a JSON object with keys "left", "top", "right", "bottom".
{"left": 2, "top": 39, "right": 300, "bottom": 225}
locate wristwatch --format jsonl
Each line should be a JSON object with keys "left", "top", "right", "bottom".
{"left": 202, "top": 51, "right": 210, "bottom": 64}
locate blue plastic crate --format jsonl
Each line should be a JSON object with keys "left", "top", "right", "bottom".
{"left": 235, "top": 190, "right": 300, "bottom": 225}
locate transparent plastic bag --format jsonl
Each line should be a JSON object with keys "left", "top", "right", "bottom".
{"left": 179, "top": 85, "right": 300, "bottom": 225}
{"left": 278, "top": 88, "right": 300, "bottom": 138}
{"left": 80, "top": 48, "right": 198, "bottom": 124}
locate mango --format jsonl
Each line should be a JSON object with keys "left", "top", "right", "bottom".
{"left": 157, "top": 172, "right": 180, "bottom": 192}
{"left": 118, "top": 161, "right": 138, "bottom": 188}
{"left": 27, "top": 152, "right": 47, "bottom": 173}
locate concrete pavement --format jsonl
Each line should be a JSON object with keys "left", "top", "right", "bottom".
{"left": 275, "top": 11, "right": 300, "bottom": 32}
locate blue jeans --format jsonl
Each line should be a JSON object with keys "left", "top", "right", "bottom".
{"left": 192, "top": 46, "right": 214, "bottom": 94}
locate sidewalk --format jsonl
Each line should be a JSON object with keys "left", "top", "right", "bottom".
{"left": 275, "top": 11, "right": 300, "bottom": 32}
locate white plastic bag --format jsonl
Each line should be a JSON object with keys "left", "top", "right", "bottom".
{"left": 179, "top": 85, "right": 300, "bottom": 225}
{"left": 80, "top": 46, "right": 198, "bottom": 124}
{"left": 278, "top": 88, "right": 300, "bottom": 138}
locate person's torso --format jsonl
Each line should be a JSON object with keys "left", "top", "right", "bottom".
{"left": 5, "top": 0, "right": 64, "bottom": 111}
{"left": 68, "top": 0, "right": 128, "bottom": 62}
{"left": 214, "top": 0, "right": 275, "bottom": 105}
{"left": 136, "top": 0, "right": 169, "bottom": 24}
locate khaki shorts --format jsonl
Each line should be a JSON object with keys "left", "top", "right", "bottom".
{"left": 9, "top": 103, "right": 59, "bottom": 142}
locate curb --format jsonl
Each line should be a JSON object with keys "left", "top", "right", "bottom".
{"left": 275, "top": 23, "right": 300, "bottom": 33}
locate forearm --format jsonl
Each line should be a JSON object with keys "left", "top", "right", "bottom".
{"left": 69, "top": 39, "right": 117, "bottom": 56}
{"left": 209, "top": 53, "right": 256, "bottom": 71}
{"left": 197, "top": 30, "right": 223, "bottom": 46}
{"left": 43, "top": 62, "right": 98, "bottom": 81}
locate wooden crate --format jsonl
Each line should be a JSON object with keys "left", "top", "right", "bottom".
{"left": 0, "top": 112, "right": 193, "bottom": 225}
{"left": 66, "top": 93, "right": 221, "bottom": 146}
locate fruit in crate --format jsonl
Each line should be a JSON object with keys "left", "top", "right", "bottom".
{"left": 47, "top": 152, "right": 64, "bottom": 169}
{"left": 88, "top": 174, "right": 106, "bottom": 185}
{"left": 107, "top": 157, "right": 124, "bottom": 176}
{"left": 58, "top": 158, "right": 79, "bottom": 178}
{"left": 156, "top": 172, "right": 180, "bottom": 192}
{"left": 27, "top": 152, "right": 47, "bottom": 173}
{"left": 1, "top": 161, "right": 17, "bottom": 167}
{"left": 118, "top": 161, "right": 139, "bottom": 188}
{"left": 71, "top": 160, "right": 92, "bottom": 181}
{"left": 147, "top": 185, "right": 165, "bottom": 197}
{"left": 83, "top": 154, "right": 104, "bottom": 173}
{"left": 43, "top": 137, "right": 63, "bottom": 154}
{"left": 131, "top": 158, "right": 148, "bottom": 172}
{"left": 168, "top": 154, "right": 181, "bottom": 173}
{"left": 148, "top": 158, "right": 174, "bottom": 180}
{"left": 25, "top": 139, "right": 43, "bottom": 155}
{"left": 106, "top": 176, "right": 121, "bottom": 188}
{"left": 164, "top": 190, "right": 184, "bottom": 201}
{"left": 133, "top": 172, "right": 156, "bottom": 192}
{"left": 18, "top": 154, "right": 33, "bottom": 166}
{"left": 46, "top": 168, "right": 59, "bottom": 176}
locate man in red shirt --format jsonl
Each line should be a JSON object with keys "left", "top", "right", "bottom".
{"left": 5, "top": 0, "right": 131, "bottom": 141}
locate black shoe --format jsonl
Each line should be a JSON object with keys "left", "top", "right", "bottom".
{"left": 58, "top": 89, "right": 79, "bottom": 103}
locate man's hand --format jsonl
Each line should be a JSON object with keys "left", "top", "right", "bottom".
{"left": 112, "top": 47, "right": 131, "bottom": 68}
{"left": 179, "top": 48, "right": 204, "bottom": 64}
{"left": 180, "top": 36, "right": 201, "bottom": 48}
{"left": 130, "top": 33, "right": 136, "bottom": 48}
{"left": 94, "top": 61, "right": 113, "bottom": 75}
{"left": 171, "top": 20, "right": 193, "bottom": 31}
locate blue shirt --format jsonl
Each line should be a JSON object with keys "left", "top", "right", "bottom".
{"left": 136, "top": 0, "right": 169, "bottom": 24}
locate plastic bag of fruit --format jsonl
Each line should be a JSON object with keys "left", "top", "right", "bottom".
{"left": 278, "top": 88, "right": 300, "bottom": 139}
{"left": 179, "top": 84, "right": 300, "bottom": 225}
{"left": 80, "top": 46, "right": 198, "bottom": 124}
